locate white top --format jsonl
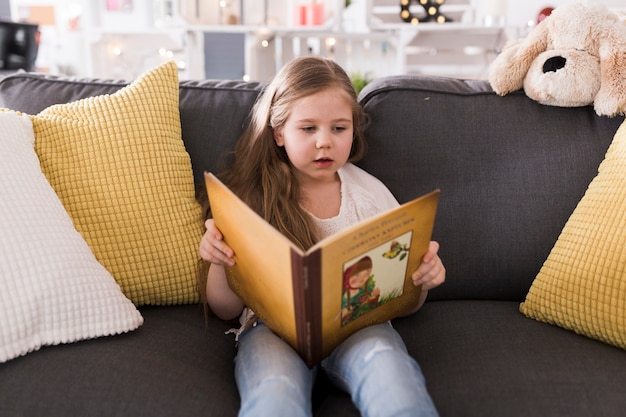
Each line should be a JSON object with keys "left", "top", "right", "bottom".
{"left": 311, "top": 163, "right": 399, "bottom": 239}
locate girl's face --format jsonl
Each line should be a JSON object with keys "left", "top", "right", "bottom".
{"left": 273, "top": 88, "right": 354, "bottom": 185}
{"left": 349, "top": 267, "right": 372, "bottom": 288}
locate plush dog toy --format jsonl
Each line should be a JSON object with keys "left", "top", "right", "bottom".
{"left": 488, "top": 0, "right": 626, "bottom": 117}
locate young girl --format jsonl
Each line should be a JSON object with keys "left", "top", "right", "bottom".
{"left": 199, "top": 56, "right": 445, "bottom": 417}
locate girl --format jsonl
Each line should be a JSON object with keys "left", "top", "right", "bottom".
{"left": 342, "top": 255, "right": 380, "bottom": 325}
{"left": 199, "top": 56, "right": 445, "bottom": 417}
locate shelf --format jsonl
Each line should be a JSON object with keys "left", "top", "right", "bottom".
{"left": 186, "top": 24, "right": 335, "bottom": 34}
{"left": 370, "top": 22, "right": 505, "bottom": 32}
{"left": 78, "top": 0, "right": 507, "bottom": 81}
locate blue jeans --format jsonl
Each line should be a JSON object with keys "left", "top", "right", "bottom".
{"left": 234, "top": 322, "right": 439, "bottom": 417}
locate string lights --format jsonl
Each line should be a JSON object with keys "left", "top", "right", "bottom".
{"left": 400, "top": 0, "right": 451, "bottom": 24}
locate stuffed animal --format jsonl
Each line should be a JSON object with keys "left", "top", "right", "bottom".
{"left": 488, "top": 0, "right": 626, "bottom": 117}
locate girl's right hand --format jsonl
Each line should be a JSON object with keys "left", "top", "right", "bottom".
{"left": 199, "top": 219, "right": 235, "bottom": 266}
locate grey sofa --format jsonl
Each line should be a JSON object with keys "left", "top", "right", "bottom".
{"left": 0, "top": 70, "right": 625, "bottom": 417}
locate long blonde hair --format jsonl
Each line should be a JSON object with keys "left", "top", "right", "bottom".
{"left": 215, "top": 56, "right": 368, "bottom": 250}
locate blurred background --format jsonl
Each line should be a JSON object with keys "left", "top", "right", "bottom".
{"left": 0, "top": 0, "right": 623, "bottom": 82}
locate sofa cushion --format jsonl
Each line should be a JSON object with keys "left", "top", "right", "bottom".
{"left": 29, "top": 61, "right": 204, "bottom": 305}
{"left": 0, "top": 110, "right": 143, "bottom": 363}
{"left": 396, "top": 300, "right": 626, "bottom": 417}
{"left": 0, "top": 305, "right": 238, "bottom": 416}
{"left": 520, "top": 119, "right": 626, "bottom": 349}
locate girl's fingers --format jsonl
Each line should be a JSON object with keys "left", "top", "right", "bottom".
{"left": 199, "top": 221, "right": 235, "bottom": 265}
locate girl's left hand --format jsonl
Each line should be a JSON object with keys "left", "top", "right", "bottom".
{"left": 412, "top": 241, "right": 445, "bottom": 290}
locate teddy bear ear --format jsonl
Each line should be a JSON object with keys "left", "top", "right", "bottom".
{"left": 593, "top": 22, "right": 626, "bottom": 117}
{"left": 488, "top": 39, "right": 525, "bottom": 95}
{"left": 489, "top": 23, "right": 550, "bottom": 96}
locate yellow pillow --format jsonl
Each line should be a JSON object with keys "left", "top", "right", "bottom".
{"left": 31, "top": 61, "right": 204, "bottom": 305}
{"left": 520, "top": 119, "right": 626, "bottom": 349}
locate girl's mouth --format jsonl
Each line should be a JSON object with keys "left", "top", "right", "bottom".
{"left": 314, "top": 157, "right": 334, "bottom": 167}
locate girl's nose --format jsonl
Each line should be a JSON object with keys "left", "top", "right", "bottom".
{"left": 315, "top": 131, "right": 332, "bottom": 148}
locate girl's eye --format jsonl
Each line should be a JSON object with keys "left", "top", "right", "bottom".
{"left": 333, "top": 126, "right": 347, "bottom": 132}
{"left": 301, "top": 126, "right": 315, "bottom": 132}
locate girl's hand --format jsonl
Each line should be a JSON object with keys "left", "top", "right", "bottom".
{"left": 198, "top": 219, "right": 235, "bottom": 266}
{"left": 412, "top": 241, "right": 445, "bottom": 290}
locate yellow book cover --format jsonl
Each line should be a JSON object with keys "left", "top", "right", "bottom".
{"left": 205, "top": 172, "right": 440, "bottom": 367}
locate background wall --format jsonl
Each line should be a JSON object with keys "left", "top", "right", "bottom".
{"left": 0, "top": 0, "right": 10, "bottom": 19}
{"left": 4, "top": 0, "right": 626, "bottom": 80}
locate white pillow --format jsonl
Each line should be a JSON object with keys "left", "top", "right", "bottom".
{"left": 0, "top": 110, "right": 143, "bottom": 363}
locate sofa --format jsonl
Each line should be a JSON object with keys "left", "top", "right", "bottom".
{"left": 1, "top": 63, "right": 625, "bottom": 417}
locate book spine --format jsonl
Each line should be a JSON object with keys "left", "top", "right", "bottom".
{"left": 291, "top": 247, "right": 322, "bottom": 368}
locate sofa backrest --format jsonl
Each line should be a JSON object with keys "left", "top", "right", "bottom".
{"left": 0, "top": 73, "right": 264, "bottom": 190}
{"left": 1, "top": 72, "right": 623, "bottom": 302}
{"left": 359, "top": 75, "right": 624, "bottom": 301}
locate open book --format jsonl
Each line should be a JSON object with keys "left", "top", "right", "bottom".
{"left": 205, "top": 172, "right": 440, "bottom": 367}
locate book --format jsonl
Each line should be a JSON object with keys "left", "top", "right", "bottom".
{"left": 204, "top": 172, "right": 440, "bottom": 367}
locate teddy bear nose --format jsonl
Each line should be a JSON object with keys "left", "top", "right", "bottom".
{"left": 543, "top": 56, "right": 567, "bottom": 73}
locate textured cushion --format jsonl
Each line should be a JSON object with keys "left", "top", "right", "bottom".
{"left": 520, "top": 119, "right": 626, "bottom": 349}
{"left": 0, "top": 110, "right": 143, "bottom": 363}
{"left": 30, "top": 61, "right": 204, "bottom": 305}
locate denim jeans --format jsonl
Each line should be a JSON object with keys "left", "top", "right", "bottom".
{"left": 234, "top": 322, "right": 439, "bottom": 417}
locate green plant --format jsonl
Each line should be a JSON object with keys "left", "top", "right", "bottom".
{"left": 350, "top": 72, "right": 372, "bottom": 95}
